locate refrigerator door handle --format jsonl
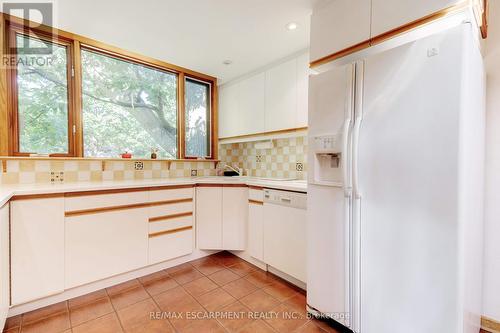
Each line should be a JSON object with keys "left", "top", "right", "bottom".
{"left": 352, "top": 62, "right": 364, "bottom": 200}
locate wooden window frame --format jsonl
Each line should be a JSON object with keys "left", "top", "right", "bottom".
{"left": 6, "top": 21, "right": 76, "bottom": 157}
{"left": 2, "top": 13, "right": 218, "bottom": 160}
{"left": 184, "top": 77, "right": 213, "bottom": 159}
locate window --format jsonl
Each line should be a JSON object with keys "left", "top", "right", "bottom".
{"left": 5, "top": 18, "right": 217, "bottom": 159}
{"left": 81, "top": 49, "right": 178, "bottom": 158}
{"left": 14, "top": 34, "right": 72, "bottom": 155}
{"left": 185, "top": 78, "right": 211, "bottom": 157}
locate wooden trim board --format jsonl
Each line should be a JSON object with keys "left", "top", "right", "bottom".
{"left": 148, "top": 226, "right": 192, "bottom": 238}
{"left": 149, "top": 212, "right": 193, "bottom": 222}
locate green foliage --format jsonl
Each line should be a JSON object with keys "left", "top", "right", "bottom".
{"left": 17, "top": 34, "right": 209, "bottom": 158}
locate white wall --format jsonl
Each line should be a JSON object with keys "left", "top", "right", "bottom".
{"left": 483, "top": 0, "right": 500, "bottom": 321}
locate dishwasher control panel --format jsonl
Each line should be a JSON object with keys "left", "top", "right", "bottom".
{"left": 263, "top": 189, "right": 307, "bottom": 210}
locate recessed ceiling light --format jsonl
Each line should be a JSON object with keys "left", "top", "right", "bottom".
{"left": 223, "top": 60, "right": 233, "bottom": 65}
{"left": 286, "top": 22, "right": 298, "bottom": 31}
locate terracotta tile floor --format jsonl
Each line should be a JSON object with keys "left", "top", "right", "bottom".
{"left": 3, "top": 252, "right": 341, "bottom": 333}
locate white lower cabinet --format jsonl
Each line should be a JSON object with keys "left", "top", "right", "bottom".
{"left": 197, "top": 185, "right": 247, "bottom": 250}
{"left": 222, "top": 187, "right": 247, "bottom": 250}
{"left": 0, "top": 203, "right": 10, "bottom": 327}
{"left": 65, "top": 208, "right": 148, "bottom": 288}
{"left": 196, "top": 186, "right": 223, "bottom": 249}
{"left": 11, "top": 197, "right": 65, "bottom": 305}
{"left": 248, "top": 189, "right": 264, "bottom": 261}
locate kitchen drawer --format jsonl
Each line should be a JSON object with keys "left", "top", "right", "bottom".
{"left": 148, "top": 201, "right": 193, "bottom": 219}
{"left": 65, "top": 190, "right": 147, "bottom": 212}
{"left": 249, "top": 188, "right": 264, "bottom": 202}
{"left": 149, "top": 186, "right": 193, "bottom": 202}
{"left": 148, "top": 227, "right": 193, "bottom": 264}
{"left": 149, "top": 214, "right": 193, "bottom": 233}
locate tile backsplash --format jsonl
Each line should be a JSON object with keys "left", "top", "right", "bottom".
{"left": 0, "top": 159, "right": 216, "bottom": 184}
{"left": 0, "top": 136, "right": 308, "bottom": 184}
{"left": 219, "top": 136, "right": 308, "bottom": 180}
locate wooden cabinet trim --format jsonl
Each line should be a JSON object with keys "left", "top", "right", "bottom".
{"left": 149, "top": 198, "right": 192, "bottom": 207}
{"left": 149, "top": 211, "right": 193, "bottom": 223}
{"left": 10, "top": 193, "right": 64, "bottom": 201}
{"left": 148, "top": 226, "right": 192, "bottom": 238}
{"left": 248, "top": 199, "right": 264, "bottom": 205}
{"left": 65, "top": 202, "right": 148, "bottom": 217}
{"left": 65, "top": 188, "right": 149, "bottom": 197}
{"left": 248, "top": 186, "right": 264, "bottom": 191}
{"left": 148, "top": 184, "right": 194, "bottom": 191}
{"left": 310, "top": 0, "right": 481, "bottom": 68}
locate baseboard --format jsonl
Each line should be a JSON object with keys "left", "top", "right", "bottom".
{"left": 482, "top": 316, "right": 500, "bottom": 333}
{"left": 8, "top": 249, "right": 219, "bottom": 317}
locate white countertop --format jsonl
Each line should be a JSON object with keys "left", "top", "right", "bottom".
{"left": 0, "top": 177, "right": 307, "bottom": 207}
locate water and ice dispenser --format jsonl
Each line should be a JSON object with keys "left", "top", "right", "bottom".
{"left": 311, "top": 134, "right": 343, "bottom": 186}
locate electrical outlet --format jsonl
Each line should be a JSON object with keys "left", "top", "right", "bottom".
{"left": 296, "top": 162, "right": 304, "bottom": 172}
{"left": 191, "top": 169, "right": 198, "bottom": 177}
{"left": 256, "top": 155, "right": 262, "bottom": 163}
{"left": 50, "top": 171, "right": 64, "bottom": 183}
{"left": 134, "top": 161, "right": 144, "bottom": 170}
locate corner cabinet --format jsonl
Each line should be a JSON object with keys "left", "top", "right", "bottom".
{"left": 11, "top": 196, "right": 65, "bottom": 305}
{"left": 196, "top": 185, "right": 248, "bottom": 250}
{"left": 218, "top": 52, "right": 309, "bottom": 139}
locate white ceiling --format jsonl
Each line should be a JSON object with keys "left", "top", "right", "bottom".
{"left": 51, "top": 0, "right": 315, "bottom": 84}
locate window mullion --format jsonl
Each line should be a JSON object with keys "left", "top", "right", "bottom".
{"left": 178, "top": 72, "right": 186, "bottom": 159}
{"left": 72, "top": 40, "right": 84, "bottom": 157}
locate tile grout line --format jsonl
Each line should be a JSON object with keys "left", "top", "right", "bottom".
{"left": 103, "top": 285, "right": 126, "bottom": 333}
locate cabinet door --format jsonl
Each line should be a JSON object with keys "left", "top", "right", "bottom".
{"left": 196, "top": 186, "right": 223, "bottom": 249}
{"left": 248, "top": 202, "right": 264, "bottom": 261}
{"left": 65, "top": 208, "right": 148, "bottom": 288}
{"left": 0, "top": 204, "right": 9, "bottom": 327}
{"left": 296, "top": 53, "right": 309, "bottom": 128}
{"left": 265, "top": 58, "right": 297, "bottom": 131}
{"left": 222, "top": 187, "right": 248, "bottom": 250}
{"left": 238, "top": 73, "right": 266, "bottom": 135}
{"left": 218, "top": 83, "right": 239, "bottom": 138}
{"left": 263, "top": 205, "right": 307, "bottom": 282}
{"left": 371, "top": 0, "right": 459, "bottom": 37}
{"left": 11, "top": 198, "right": 64, "bottom": 304}
{"left": 310, "top": 0, "right": 371, "bottom": 63}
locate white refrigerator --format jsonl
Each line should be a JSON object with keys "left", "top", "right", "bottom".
{"left": 307, "top": 23, "right": 485, "bottom": 333}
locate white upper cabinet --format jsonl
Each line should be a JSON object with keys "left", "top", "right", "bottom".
{"left": 265, "top": 58, "right": 297, "bottom": 132}
{"left": 238, "top": 73, "right": 266, "bottom": 135}
{"left": 218, "top": 83, "right": 239, "bottom": 138}
{"left": 310, "top": 0, "right": 467, "bottom": 64}
{"left": 296, "top": 52, "right": 309, "bottom": 128}
{"left": 218, "top": 53, "right": 309, "bottom": 138}
{"left": 371, "top": 0, "right": 459, "bottom": 37}
{"left": 310, "top": 0, "right": 371, "bottom": 63}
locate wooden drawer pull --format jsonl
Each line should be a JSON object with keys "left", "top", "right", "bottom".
{"left": 65, "top": 202, "right": 148, "bottom": 217}
{"left": 149, "top": 198, "right": 192, "bottom": 206}
{"left": 149, "top": 226, "right": 192, "bottom": 238}
{"left": 149, "top": 212, "right": 193, "bottom": 223}
{"left": 248, "top": 199, "right": 263, "bottom": 205}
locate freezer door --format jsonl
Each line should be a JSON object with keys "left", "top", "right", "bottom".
{"left": 356, "top": 26, "right": 467, "bottom": 333}
{"left": 307, "top": 64, "right": 354, "bottom": 327}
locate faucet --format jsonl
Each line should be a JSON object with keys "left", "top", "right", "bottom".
{"left": 224, "top": 164, "right": 243, "bottom": 176}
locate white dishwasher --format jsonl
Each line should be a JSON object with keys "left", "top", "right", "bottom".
{"left": 263, "top": 189, "right": 307, "bottom": 283}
